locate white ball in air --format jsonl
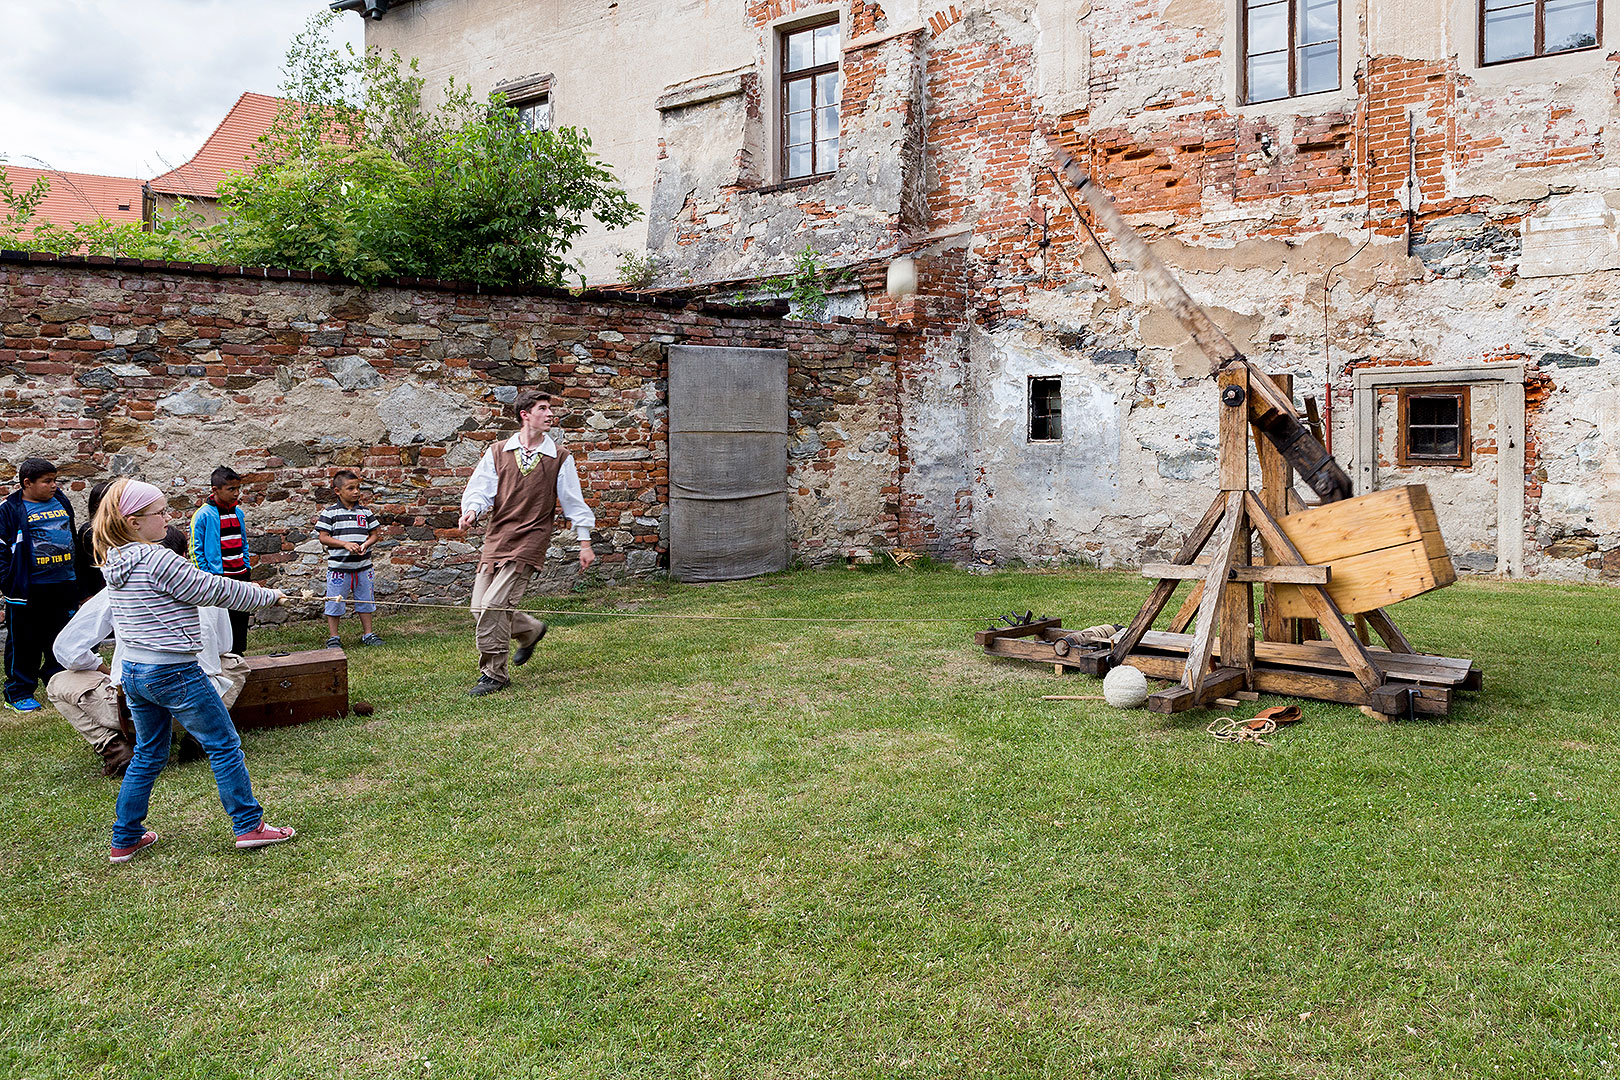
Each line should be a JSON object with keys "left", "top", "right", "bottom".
{"left": 1102, "top": 664, "right": 1150, "bottom": 709}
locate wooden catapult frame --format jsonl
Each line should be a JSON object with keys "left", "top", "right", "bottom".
{"left": 975, "top": 136, "right": 1481, "bottom": 719}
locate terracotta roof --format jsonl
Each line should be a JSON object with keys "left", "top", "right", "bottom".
{"left": 146, "top": 91, "right": 285, "bottom": 200}
{"left": 2, "top": 165, "right": 144, "bottom": 232}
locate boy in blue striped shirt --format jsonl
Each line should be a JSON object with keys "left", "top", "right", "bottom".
{"left": 315, "top": 470, "right": 382, "bottom": 649}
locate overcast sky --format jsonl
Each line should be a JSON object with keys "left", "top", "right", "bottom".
{"left": 0, "top": 0, "right": 364, "bottom": 180}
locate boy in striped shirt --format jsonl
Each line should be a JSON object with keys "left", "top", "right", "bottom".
{"left": 316, "top": 470, "right": 382, "bottom": 649}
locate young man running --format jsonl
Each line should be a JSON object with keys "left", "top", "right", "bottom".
{"left": 457, "top": 390, "right": 596, "bottom": 697}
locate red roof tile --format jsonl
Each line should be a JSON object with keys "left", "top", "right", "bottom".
{"left": 146, "top": 91, "right": 286, "bottom": 199}
{"left": 2, "top": 165, "right": 144, "bottom": 232}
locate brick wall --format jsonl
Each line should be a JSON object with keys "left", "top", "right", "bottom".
{"left": 0, "top": 255, "right": 906, "bottom": 603}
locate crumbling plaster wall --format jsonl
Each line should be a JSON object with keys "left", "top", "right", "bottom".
{"left": 1, "top": 258, "right": 905, "bottom": 608}
{"left": 364, "top": 0, "right": 1620, "bottom": 581}
{"left": 942, "top": 0, "right": 1620, "bottom": 581}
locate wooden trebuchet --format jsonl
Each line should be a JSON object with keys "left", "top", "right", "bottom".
{"left": 1043, "top": 132, "right": 1353, "bottom": 504}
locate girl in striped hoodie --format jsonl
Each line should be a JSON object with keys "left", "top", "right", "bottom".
{"left": 94, "top": 478, "right": 296, "bottom": 863}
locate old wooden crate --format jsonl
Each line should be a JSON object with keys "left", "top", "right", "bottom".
{"left": 229, "top": 648, "right": 349, "bottom": 730}
{"left": 1271, "top": 484, "right": 1455, "bottom": 618}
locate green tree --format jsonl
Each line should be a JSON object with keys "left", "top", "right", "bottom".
{"left": 0, "top": 163, "right": 209, "bottom": 260}
{"left": 215, "top": 13, "right": 639, "bottom": 287}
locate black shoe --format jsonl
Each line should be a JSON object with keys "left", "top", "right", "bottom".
{"left": 511, "top": 623, "right": 548, "bottom": 668}
{"left": 176, "top": 731, "right": 205, "bottom": 764}
{"left": 467, "top": 676, "right": 509, "bottom": 697}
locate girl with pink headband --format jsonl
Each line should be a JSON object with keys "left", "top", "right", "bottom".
{"left": 92, "top": 477, "right": 296, "bottom": 863}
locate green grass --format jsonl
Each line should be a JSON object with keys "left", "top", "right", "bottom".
{"left": 2, "top": 567, "right": 1617, "bottom": 1079}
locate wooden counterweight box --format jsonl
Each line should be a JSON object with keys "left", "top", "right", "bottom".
{"left": 1271, "top": 485, "right": 1456, "bottom": 619}
{"left": 229, "top": 648, "right": 349, "bottom": 730}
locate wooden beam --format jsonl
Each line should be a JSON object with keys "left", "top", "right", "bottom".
{"left": 1169, "top": 581, "right": 1203, "bottom": 633}
{"left": 1362, "top": 607, "right": 1415, "bottom": 654}
{"left": 1258, "top": 372, "right": 1294, "bottom": 643}
{"left": 1149, "top": 667, "right": 1247, "bottom": 713}
{"left": 1110, "top": 491, "right": 1227, "bottom": 666}
{"left": 1245, "top": 491, "right": 1384, "bottom": 693}
{"left": 1180, "top": 491, "right": 1249, "bottom": 693}
{"left": 1219, "top": 365, "right": 1250, "bottom": 492}
{"left": 973, "top": 618, "right": 1063, "bottom": 646}
{"left": 1141, "top": 562, "right": 1329, "bottom": 584}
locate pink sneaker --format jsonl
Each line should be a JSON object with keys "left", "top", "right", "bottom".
{"left": 235, "top": 821, "right": 297, "bottom": 849}
{"left": 110, "top": 830, "right": 158, "bottom": 863}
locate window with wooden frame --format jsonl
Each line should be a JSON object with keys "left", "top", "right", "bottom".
{"left": 1397, "top": 386, "right": 1471, "bottom": 467}
{"left": 1029, "top": 377, "right": 1062, "bottom": 442}
{"left": 780, "top": 17, "right": 841, "bottom": 180}
{"left": 1241, "top": 0, "right": 1340, "bottom": 104}
{"left": 1480, "top": 0, "right": 1600, "bottom": 65}
{"left": 498, "top": 73, "right": 553, "bottom": 132}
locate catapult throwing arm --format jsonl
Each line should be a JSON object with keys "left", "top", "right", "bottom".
{"left": 1041, "top": 131, "right": 1353, "bottom": 503}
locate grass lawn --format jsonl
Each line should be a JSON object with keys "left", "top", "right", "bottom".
{"left": 1, "top": 565, "right": 1617, "bottom": 1079}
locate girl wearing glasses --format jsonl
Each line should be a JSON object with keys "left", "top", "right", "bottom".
{"left": 92, "top": 478, "right": 296, "bottom": 863}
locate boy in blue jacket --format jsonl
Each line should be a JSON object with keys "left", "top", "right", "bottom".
{"left": 189, "top": 466, "right": 253, "bottom": 654}
{"left": 1, "top": 458, "right": 79, "bottom": 712}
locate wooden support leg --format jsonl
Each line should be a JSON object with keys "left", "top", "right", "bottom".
{"left": 1181, "top": 491, "right": 1248, "bottom": 697}
{"left": 1169, "top": 582, "right": 1203, "bottom": 634}
{"left": 1362, "top": 607, "right": 1415, "bottom": 654}
{"left": 1244, "top": 491, "right": 1384, "bottom": 694}
{"left": 1255, "top": 372, "right": 1294, "bottom": 644}
{"left": 1111, "top": 492, "right": 1227, "bottom": 666}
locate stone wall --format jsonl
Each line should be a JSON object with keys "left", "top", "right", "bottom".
{"left": 0, "top": 255, "right": 905, "bottom": 608}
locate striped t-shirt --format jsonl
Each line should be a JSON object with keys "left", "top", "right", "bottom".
{"left": 217, "top": 505, "right": 248, "bottom": 575}
{"left": 316, "top": 502, "right": 378, "bottom": 572}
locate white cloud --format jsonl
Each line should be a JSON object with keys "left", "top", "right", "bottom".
{"left": 0, "top": 0, "right": 364, "bottom": 179}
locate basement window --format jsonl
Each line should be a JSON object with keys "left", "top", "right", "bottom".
{"left": 780, "top": 16, "right": 841, "bottom": 180}
{"left": 1480, "top": 0, "right": 1600, "bottom": 65}
{"left": 1242, "top": 0, "right": 1340, "bottom": 103}
{"left": 1029, "top": 377, "right": 1062, "bottom": 442}
{"left": 1397, "top": 386, "right": 1471, "bottom": 467}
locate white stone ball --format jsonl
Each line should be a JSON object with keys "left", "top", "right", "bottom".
{"left": 1102, "top": 664, "right": 1150, "bottom": 709}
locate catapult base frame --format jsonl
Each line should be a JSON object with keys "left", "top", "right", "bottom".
{"left": 975, "top": 369, "right": 1480, "bottom": 720}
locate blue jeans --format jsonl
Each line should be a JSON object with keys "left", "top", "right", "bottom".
{"left": 113, "top": 661, "right": 263, "bottom": 848}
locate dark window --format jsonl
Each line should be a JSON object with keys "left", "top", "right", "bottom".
{"left": 1029, "top": 377, "right": 1062, "bottom": 442}
{"left": 780, "top": 18, "right": 840, "bottom": 179}
{"left": 1398, "top": 386, "right": 1471, "bottom": 467}
{"left": 1481, "top": 0, "right": 1599, "bottom": 64}
{"left": 1242, "top": 0, "right": 1340, "bottom": 103}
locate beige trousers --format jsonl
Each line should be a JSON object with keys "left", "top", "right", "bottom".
{"left": 44, "top": 656, "right": 251, "bottom": 754}
{"left": 45, "top": 669, "right": 121, "bottom": 752}
{"left": 470, "top": 562, "right": 546, "bottom": 684}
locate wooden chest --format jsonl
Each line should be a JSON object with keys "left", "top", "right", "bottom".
{"left": 229, "top": 648, "right": 349, "bottom": 730}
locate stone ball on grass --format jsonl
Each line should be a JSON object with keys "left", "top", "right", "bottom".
{"left": 1102, "top": 665, "right": 1150, "bottom": 709}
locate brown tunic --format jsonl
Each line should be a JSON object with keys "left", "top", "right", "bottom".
{"left": 480, "top": 443, "right": 571, "bottom": 570}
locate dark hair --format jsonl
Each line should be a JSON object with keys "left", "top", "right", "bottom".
{"left": 209, "top": 466, "right": 242, "bottom": 487}
{"left": 160, "top": 524, "right": 189, "bottom": 558}
{"left": 332, "top": 469, "right": 360, "bottom": 485}
{"left": 18, "top": 458, "right": 57, "bottom": 484}
{"left": 86, "top": 479, "right": 114, "bottom": 520}
{"left": 511, "top": 388, "right": 554, "bottom": 421}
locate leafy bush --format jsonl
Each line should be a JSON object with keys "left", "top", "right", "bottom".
{"left": 4, "top": 13, "right": 639, "bottom": 288}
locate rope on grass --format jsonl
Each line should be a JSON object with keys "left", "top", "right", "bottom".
{"left": 1206, "top": 716, "right": 1277, "bottom": 747}
{"left": 291, "top": 592, "right": 981, "bottom": 625}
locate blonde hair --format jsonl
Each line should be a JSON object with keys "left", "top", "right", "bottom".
{"left": 92, "top": 477, "right": 160, "bottom": 561}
